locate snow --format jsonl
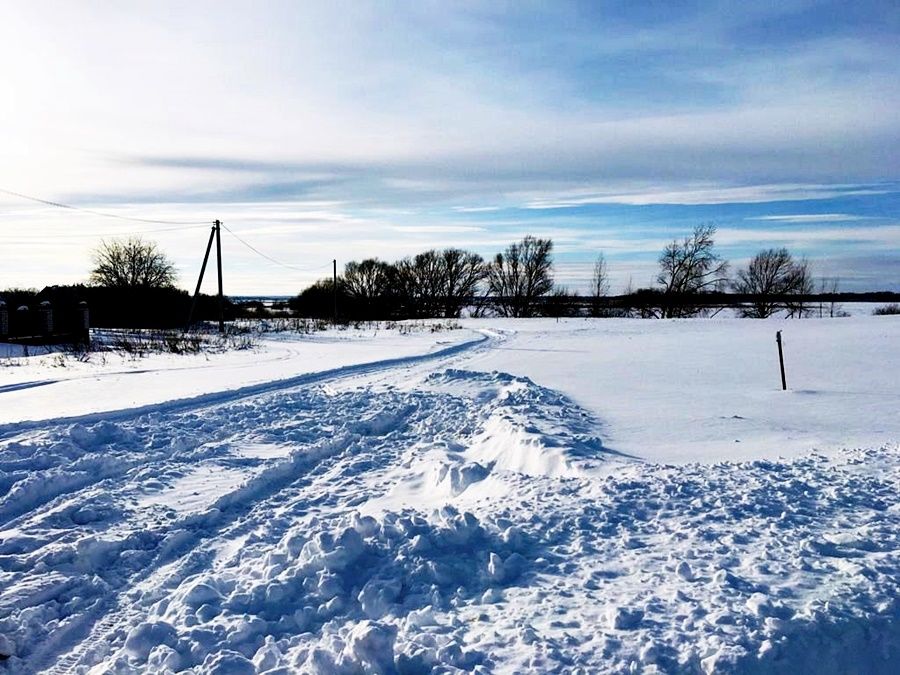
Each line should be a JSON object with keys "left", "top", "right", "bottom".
{"left": 1, "top": 316, "right": 899, "bottom": 673}
{"left": 456, "top": 316, "right": 900, "bottom": 462}
{"left": 0, "top": 326, "right": 476, "bottom": 427}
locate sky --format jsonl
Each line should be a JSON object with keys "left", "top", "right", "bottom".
{"left": 1, "top": 0, "right": 898, "bottom": 295}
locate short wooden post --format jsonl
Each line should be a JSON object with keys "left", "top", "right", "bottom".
{"left": 776, "top": 330, "right": 787, "bottom": 390}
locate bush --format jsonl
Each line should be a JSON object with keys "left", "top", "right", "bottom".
{"left": 873, "top": 304, "right": 900, "bottom": 316}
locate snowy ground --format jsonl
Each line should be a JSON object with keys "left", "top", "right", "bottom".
{"left": 0, "top": 325, "right": 472, "bottom": 427}
{"left": 1, "top": 317, "right": 899, "bottom": 674}
{"left": 458, "top": 316, "right": 900, "bottom": 463}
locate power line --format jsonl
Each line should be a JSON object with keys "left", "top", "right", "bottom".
{"left": 3, "top": 186, "right": 330, "bottom": 273}
{"left": 4, "top": 223, "right": 212, "bottom": 240}
{"left": 88, "top": 223, "right": 211, "bottom": 236}
{"left": 0, "top": 187, "right": 211, "bottom": 225}
{"left": 221, "top": 223, "right": 332, "bottom": 273}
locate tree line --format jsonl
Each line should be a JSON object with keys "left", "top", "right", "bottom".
{"left": 290, "top": 225, "right": 848, "bottom": 320}
{"left": 8, "top": 230, "right": 888, "bottom": 329}
{"left": 644, "top": 223, "right": 819, "bottom": 319}
{"left": 290, "top": 236, "right": 556, "bottom": 320}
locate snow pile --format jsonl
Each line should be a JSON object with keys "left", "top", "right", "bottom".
{"left": 0, "top": 368, "right": 571, "bottom": 672}
{"left": 421, "top": 369, "right": 613, "bottom": 480}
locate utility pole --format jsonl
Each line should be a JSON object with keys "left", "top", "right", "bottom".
{"left": 333, "top": 258, "right": 338, "bottom": 324}
{"left": 186, "top": 222, "right": 217, "bottom": 330}
{"left": 215, "top": 219, "right": 224, "bottom": 333}
{"left": 186, "top": 219, "right": 225, "bottom": 333}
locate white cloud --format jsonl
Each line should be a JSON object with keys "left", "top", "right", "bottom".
{"left": 717, "top": 224, "right": 900, "bottom": 247}
{"left": 524, "top": 184, "right": 890, "bottom": 208}
{"left": 451, "top": 206, "right": 502, "bottom": 213}
{"left": 749, "top": 214, "right": 876, "bottom": 223}
{"left": 391, "top": 225, "right": 486, "bottom": 234}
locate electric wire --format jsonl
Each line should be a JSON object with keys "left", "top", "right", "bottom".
{"left": 2, "top": 187, "right": 329, "bottom": 273}
{"left": 221, "top": 224, "right": 332, "bottom": 273}
{"left": 4, "top": 223, "right": 213, "bottom": 240}
{"left": 0, "top": 187, "right": 212, "bottom": 225}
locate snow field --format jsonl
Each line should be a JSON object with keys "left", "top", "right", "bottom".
{"left": 1, "top": 317, "right": 899, "bottom": 673}
{"left": 457, "top": 316, "right": 900, "bottom": 463}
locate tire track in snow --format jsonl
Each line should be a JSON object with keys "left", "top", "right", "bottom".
{"left": 0, "top": 331, "right": 491, "bottom": 440}
{"left": 35, "top": 389, "right": 448, "bottom": 673}
{"left": 6, "top": 341, "right": 507, "bottom": 673}
{"left": 31, "top": 432, "right": 363, "bottom": 673}
{"left": 0, "top": 331, "right": 496, "bottom": 533}
{"left": 3, "top": 332, "right": 622, "bottom": 674}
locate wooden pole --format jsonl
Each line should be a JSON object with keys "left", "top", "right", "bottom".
{"left": 776, "top": 330, "right": 787, "bottom": 390}
{"left": 186, "top": 223, "right": 217, "bottom": 330}
{"left": 333, "top": 258, "right": 338, "bottom": 324}
{"left": 215, "top": 219, "right": 224, "bottom": 334}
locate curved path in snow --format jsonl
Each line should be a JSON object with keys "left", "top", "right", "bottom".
{"left": 0, "top": 331, "right": 492, "bottom": 438}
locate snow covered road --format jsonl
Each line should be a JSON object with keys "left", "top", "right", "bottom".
{"left": 0, "top": 326, "right": 478, "bottom": 427}
{"left": 1, "top": 319, "right": 899, "bottom": 673}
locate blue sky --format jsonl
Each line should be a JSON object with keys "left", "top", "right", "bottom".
{"left": 1, "top": 1, "right": 898, "bottom": 293}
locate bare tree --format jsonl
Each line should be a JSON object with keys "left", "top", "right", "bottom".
{"left": 395, "top": 251, "right": 444, "bottom": 318}
{"left": 343, "top": 259, "right": 395, "bottom": 302}
{"left": 441, "top": 248, "right": 485, "bottom": 318}
{"left": 89, "top": 237, "right": 177, "bottom": 288}
{"left": 590, "top": 253, "right": 610, "bottom": 317}
{"left": 341, "top": 258, "right": 399, "bottom": 319}
{"left": 656, "top": 224, "right": 729, "bottom": 317}
{"left": 783, "top": 258, "right": 813, "bottom": 318}
{"left": 732, "top": 247, "right": 811, "bottom": 318}
{"left": 391, "top": 248, "right": 486, "bottom": 318}
{"left": 620, "top": 276, "right": 637, "bottom": 317}
{"left": 487, "top": 236, "right": 554, "bottom": 317}
{"left": 818, "top": 276, "right": 843, "bottom": 318}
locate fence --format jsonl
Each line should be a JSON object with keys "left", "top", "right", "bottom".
{"left": 0, "top": 300, "right": 90, "bottom": 345}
